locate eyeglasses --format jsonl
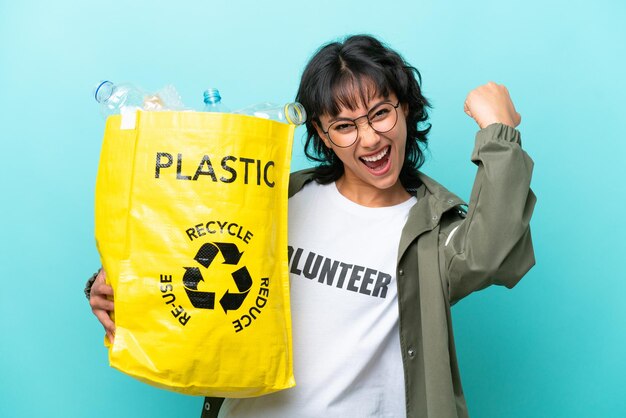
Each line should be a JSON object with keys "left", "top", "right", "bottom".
{"left": 321, "top": 101, "right": 401, "bottom": 148}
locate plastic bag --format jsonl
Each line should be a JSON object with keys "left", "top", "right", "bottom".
{"left": 95, "top": 110, "right": 295, "bottom": 397}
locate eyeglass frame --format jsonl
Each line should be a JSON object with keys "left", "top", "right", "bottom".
{"left": 319, "top": 101, "right": 402, "bottom": 148}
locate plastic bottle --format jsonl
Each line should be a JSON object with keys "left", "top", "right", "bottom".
{"left": 202, "top": 88, "right": 230, "bottom": 112}
{"left": 234, "top": 102, "right": 307, "bottom": 125}
{"left": 94, "top": 81, "right": 186, "bottom": 117}
{"left": 94, "top": 81, "right": 148, "bottom": 117}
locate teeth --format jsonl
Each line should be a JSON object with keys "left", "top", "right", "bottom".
{"left": 361, "top": 147, "right": 389, "bottom": 162}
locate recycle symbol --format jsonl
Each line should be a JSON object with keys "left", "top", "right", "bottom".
{"left": 182, "top": 242, "right": 253, "bottom": 313}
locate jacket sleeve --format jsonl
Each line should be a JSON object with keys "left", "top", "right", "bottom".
{"left": 443, "top": 123, "right": 536, "bottom": 305}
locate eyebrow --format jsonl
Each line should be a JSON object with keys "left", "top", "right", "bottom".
{"left": 327, "top": 98, "right": 390, "bottom": 124}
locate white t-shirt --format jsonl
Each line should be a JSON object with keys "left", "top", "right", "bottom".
{"left": 220, "top": 181, "right": 416, "bottom": 418}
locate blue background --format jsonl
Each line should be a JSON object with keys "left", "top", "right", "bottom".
{"left": 1, "top": 0, "right": 625, "bottom": 417}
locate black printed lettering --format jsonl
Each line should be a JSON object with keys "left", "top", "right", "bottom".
{"left": 290, "top": 247, "right": 304, "bottom": 275}
{"left": 359, "top": 268, "right": 377, "bottom": 296}
{"left": 233, "top": 278, "right": 270, "bottom": 333}
{"left": 185, "top": 221, "right": 254, "bottom": 245}
{"left": 240, "top": 157, "right": 254, "bottom": 184}
{"left": 288, "top": 246, "right": 294, "bottom": 263}
{"left": 249, "top": 306, "right": 261, "bottom": 319}
{"left": 195, "top": 223, "right": 206, "bottom": 237}
{"left": 241, "top": 314, "right": 252, "bottom": 327}
{"left": 217, "top": 221, "right": 228, "bottom": 233}
{"left": 319, "top": 258, "right": 339, "bottom": 286}
{"left": 158, "top": 274, "right": 191, "bottom": 326}
{"left": 336, "top": 263, "right": 352, "bottom": 289}
{"left": 176, "top": 153, "right": 192, "bottom": 180}
{"left": 372, "top": 272, "right": 391, "bottom": 298}
{"left": 264, "top": 161, "right": 275, "bottom": 187}
{"left": 227, "top": 223, "right": 239, "bottom": 236}
{"left": 220, "top": 156, "right": 237, "bottom": 183}
{"left": 178, "top": 313, "right": 191, "bottom": 326}
{"left": 155, "top": 152, "right": 173, "bottom": 178}
{"left": 192, "top": 155, "right": 218, "bottom": 181}
{"left": 288, "top": 247, "right": 393, "bottom": 300}
{"left": 303, "top": 252, "right": 323, "bottom": 280}
{"left": 171, "top": 305, "right": 191, "bottom": 326}
{"left": 346, "top": 265, "right": 364, "bottom": 292}
{"left": 154, "top": 153, "right": 275, "bottom": 188}
{"left": 186, "top": 227, "right": 198, "bottom": 240}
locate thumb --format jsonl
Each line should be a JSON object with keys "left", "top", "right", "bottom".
{"left": 463, "top": 101, "right": 473, "bottom": 118}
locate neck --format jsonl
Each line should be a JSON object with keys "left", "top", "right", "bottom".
{"left": 335, "top": 176, "right": 411, "bottom": 207}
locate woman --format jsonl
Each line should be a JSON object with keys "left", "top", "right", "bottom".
{"left": 87, "top": 35, "right": 535, "bottom": 418}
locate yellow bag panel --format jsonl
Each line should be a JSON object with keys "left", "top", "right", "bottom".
{"left": 95, "top": 111, "right": 295, "bottom": 396}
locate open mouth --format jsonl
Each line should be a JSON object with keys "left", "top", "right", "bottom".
{"left": 360, "top": 146, "right": 391, "bottom": 174}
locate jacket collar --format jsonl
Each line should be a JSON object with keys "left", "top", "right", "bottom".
{"left": 288, "top": 169, "right": 466, "bottom": 258}
{"left": 397, "top": 172, "right": 466, "bottom": 261}
{"left": 289, "top": 168, "right": 466, "bottom": 211}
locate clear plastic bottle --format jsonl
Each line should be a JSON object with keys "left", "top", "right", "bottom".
{"left": 202, "top": 88, "right": 230, "bottom": 113}
{"left": 94, "top": 81, "right": 148, "bottom": 117}
{"left": 94, "top": 81, "right": 186, "bottom": 117}
{"left": 234, "top": 102, "right": 307, "bottom": 125}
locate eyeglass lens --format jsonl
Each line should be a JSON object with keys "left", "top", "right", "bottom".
{"left": 327, "top": 102, "right": 398, "bottom": 147}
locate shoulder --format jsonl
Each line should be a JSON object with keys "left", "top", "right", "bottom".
{"left": 415, "top": 172, "right": 466, "bottom": 207}
{"left": 412, "top": 172, "right": 468, "bottom": 232}
{"left": 288, "top": 168, "right": 318, "bottom": 198}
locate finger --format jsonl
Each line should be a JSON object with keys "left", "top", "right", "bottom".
{"left": 106, "top": 331, "right": 115, "bottom": 344}
{"left": 90, "top": 296, "right": 114, "bottom": 312}
{"left": 463, "top": 101, "right": 472, "bottom": 118}
{"left": 93, "top": 269, "right": 113, "bottom": 294}
{"left": 91, "top": 277, "right": 114, "bottom": 300}
{"left": 94, "top": 283, "right": 115, "bottom": 298}
{"left": 94, "top": 269, "right": 108, "bottom": 286}
{"left": 94, "top": 309, "right": 116, "bottom": 334}
{"left": 89, "top": 295, "right": 115, "bottom": 313}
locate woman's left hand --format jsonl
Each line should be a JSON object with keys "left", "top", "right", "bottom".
{"left": 464, "top": 82, "right": 521, "bottom": 129}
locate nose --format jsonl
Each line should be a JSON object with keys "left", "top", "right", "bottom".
{"left": 355, "top": 118, "right": 380, "bottom": 148}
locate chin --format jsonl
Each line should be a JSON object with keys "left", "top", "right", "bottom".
{"left": 366, "top": 171, "right": 402, "bottom": 190}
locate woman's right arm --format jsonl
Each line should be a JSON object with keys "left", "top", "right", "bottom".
{"left": 87, "top": 269, "right": 116, "bottom": 343}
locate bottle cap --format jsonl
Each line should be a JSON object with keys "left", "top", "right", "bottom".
{"left": 203, "top": 88, "right": 222, "bottom": 105}
{"left": 284, "top": 102, "right": 307, "bottom": 125}
{"left": 94, "top": 80, "right": 114, "bottom": 103}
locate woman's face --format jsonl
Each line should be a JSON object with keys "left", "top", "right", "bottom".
{"left": 315, "top": 92, "right": 409, "bottom": 202}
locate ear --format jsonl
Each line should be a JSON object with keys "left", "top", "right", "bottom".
{"left": 313, "top": 120, "right": 333, "bottom": 149}
{"left": 401, "top": 102, "right": 409, "bottom": 118}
